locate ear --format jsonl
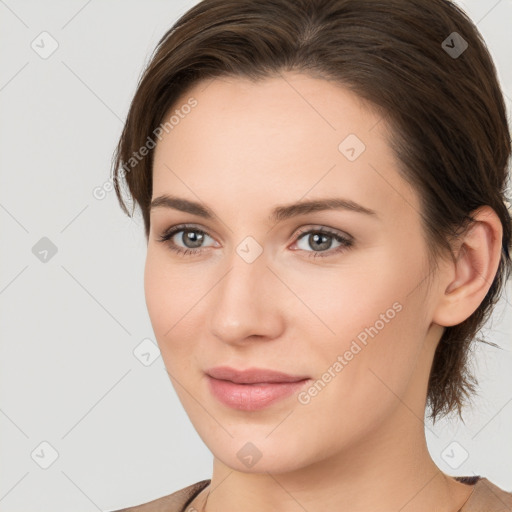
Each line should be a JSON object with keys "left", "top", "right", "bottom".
{"left": 432, "top": 206, "right": 503, "bottom": 327}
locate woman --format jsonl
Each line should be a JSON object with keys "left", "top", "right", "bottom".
{"left": 110, "top": 0, "right": 512, "bottom": 510}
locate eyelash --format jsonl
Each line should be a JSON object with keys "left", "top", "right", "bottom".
{"left": 157, "top": 224, "right": 354, "bottom": 259}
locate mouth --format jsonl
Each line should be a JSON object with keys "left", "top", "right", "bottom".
{"left": 205, "top": 366, "right": 311, "bottom": 411}
{"left": 206, "top": 366, "right": 310, "bottom": 384}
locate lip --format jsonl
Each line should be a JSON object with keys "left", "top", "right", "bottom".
{"left": 206, "top": 366, "right": 310, "bottom": 384}
{"left": 206, "top": 366, "right": 311, "bottom": 411}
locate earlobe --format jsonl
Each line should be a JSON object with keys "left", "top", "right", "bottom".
{"left": 432, "top": 206, "right": 503, "bottom": 327}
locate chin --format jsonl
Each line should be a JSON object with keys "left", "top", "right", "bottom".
{"left": 219, "top": 450, "right": 309, "bottom": 475}
{"left": 202, "top": 430, "right": 321, "bottom": 474}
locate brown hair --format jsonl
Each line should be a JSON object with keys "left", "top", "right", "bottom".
{"left": 112, "top": 0, "right": 512, "bottom": 422}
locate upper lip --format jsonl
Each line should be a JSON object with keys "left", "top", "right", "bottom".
{"left": 206, "top": 366, "right": 310, "bottom": 384}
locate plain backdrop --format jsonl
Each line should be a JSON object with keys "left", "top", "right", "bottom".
{"left": 0, "top": 1, "right": 511, "bottom": 511}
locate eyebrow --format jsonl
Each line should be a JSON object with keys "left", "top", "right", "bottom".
{"left": 150, "top": 194, "right": 377, "bottom": 223}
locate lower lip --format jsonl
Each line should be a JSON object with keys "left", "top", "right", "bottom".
{"left": 207, "top": 376, "right": 310, "bottom": 411}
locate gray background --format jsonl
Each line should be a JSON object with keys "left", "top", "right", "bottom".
{"left": 0, "top": 1, "right": 511, "bottom": 511}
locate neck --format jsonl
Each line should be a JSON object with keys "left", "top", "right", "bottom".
{"left": 198, "top": 406, "right": 473, "bottom": 512}
{"left": 194, "top": 326, "right": 473, "bottom": 512}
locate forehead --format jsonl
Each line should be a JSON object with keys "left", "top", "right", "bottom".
{"left": 151, "top": 73, "right": 421, "bottom": 223}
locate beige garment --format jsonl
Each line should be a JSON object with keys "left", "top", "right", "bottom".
{"left": 110, "top": 476, "right": 512, "bottom": 512}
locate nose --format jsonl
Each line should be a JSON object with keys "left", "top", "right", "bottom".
{"left": 208, "top": 250, "right": 285, "bottom": 346}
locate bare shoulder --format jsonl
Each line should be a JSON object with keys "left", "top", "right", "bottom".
{"left": 108, "top": 480, "right": 211, "bottom": 512}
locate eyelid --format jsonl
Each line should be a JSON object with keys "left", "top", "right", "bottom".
{"left": 157, "top": 223, "right": 354, "bottom": 258}
{"left": 293, "top": 225, "right": 353, "bottom": 242}
{"left": 290, "top": 225, "right": 353, "bottom": 258}
{"left": 158, "top": 223, "right": 219, "bottom": 246}
{"left": 158, "top": 223, "right": 352, "bottom": 241}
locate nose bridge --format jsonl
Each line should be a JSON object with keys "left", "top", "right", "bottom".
{"left": 208, "top": 247, "right": 281, "bottom": 343}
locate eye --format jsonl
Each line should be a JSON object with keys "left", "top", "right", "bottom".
{"left": 157, "top": 224, "right": 353, "bottom": 259}
{"left": 292, "top": 227, "right": 353, "bottom": 259}
{"left": 157, "top": 224, "right": 218, "bottom": 257}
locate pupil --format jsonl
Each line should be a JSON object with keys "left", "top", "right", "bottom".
{"left": 311, "top": 233, "right": 331, "bottom": 251}
{"left": 185, "top": 230, "right": 203, "bottom": 248}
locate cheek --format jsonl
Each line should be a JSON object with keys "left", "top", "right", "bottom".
{"left": 143, "top": 250, "right": 189, "bottom": 349}
{"left": 290, "top": 253, "right": 406, "bottom": 341}
{"left": 143, "top": 248, "right": 211, "bottom": 378}
{"left": 300, "top": 250, "right": 429, "bottom": 402}
{"left": 295, "top": 305, "right": 426, "bottom": 449}
{"left": 144, "top": 248, "right": 197, "bottom": 327}
{"left": 143, "top": 250, "right": 169, "bottom": 334}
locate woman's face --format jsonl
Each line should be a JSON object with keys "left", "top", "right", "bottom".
{"left": 146, "top": 73, "right": 445, "bottom": 473}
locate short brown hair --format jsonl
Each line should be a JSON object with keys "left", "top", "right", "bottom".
{"left": 112, "top": 0, "right": 512, "bottom": 422}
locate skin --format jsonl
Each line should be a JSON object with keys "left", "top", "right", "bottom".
{"left": 145, "top": 72, "right": 503, "bottom": 512}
